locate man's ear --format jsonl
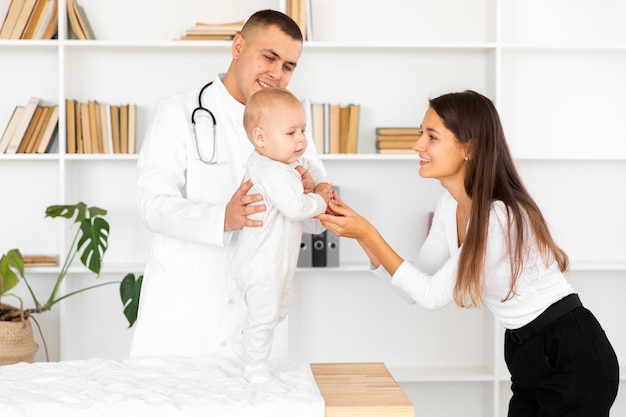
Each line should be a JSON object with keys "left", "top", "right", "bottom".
{"left": 252, "top": 127, "right": 265, "bottom": 147}
{"left": 231, "top": 33, "right": 244, "bottom": 59}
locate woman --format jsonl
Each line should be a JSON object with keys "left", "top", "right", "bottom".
{"left": 317, "top": 90, "right": 619, "bottom": 416}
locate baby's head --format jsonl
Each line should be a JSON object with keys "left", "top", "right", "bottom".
{"left": 243, "top": 87, "right": 308, "bottom": 164}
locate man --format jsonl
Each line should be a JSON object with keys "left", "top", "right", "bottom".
{"left": 130, "top": 10, "right": 324, "bottom": 358}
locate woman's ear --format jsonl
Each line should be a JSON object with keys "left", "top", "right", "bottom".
{"left": 252, "top": 127, "right": 265, "bottom": 147}
{"left": 464, "top": 139, "right": 474, "bottom": 161}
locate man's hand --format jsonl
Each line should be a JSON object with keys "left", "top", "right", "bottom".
{"left": 224, "top": 179, "right": 266, "bottom": 231}
{"left": 295, "top": 165, "right": 315, "bottom": 194}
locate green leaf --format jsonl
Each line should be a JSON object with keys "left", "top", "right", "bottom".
{"left": 120, "top": 273, "right": 143, "bottom": 327}
{"left": 46, "top": 202, "right": 88, "bottom": 222}
{"left": 77, "top": 216, "right": 110, "bottom": 274}
{"left": 0, "top": 249, "right": 24, "bottom": 294}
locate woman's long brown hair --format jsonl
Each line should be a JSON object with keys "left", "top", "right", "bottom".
{"left": 429, "top": 91, "right": 569, "bottom": 307}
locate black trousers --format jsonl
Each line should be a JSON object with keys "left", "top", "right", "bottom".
{"left": 504, "top": 294, "right": 619, "bottom": 417}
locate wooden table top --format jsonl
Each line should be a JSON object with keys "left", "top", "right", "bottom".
{"left": 311, "top": 362, "right": 414, "bottom": 417}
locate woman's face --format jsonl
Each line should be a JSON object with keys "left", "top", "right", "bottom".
{"left": 413, "top": 107, "right": 468, "bottom": 186}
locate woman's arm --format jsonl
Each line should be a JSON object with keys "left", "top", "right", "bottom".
{"left": 317, "top": 193, "right": 404, "bottom": 276}
{"left": 318, "top": 191, "right": 459, "bottom": 309}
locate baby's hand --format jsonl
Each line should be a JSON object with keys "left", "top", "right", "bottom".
{"left": 314, "top": 182, "right": 332, "bottom": 205}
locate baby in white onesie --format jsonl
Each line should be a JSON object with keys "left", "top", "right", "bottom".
{"left": 232, "top": 87, "right": 332, "bottom": 383}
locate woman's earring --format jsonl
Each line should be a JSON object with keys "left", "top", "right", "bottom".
{"left": 464, "top": 156, "right": 469, "bottom": 161}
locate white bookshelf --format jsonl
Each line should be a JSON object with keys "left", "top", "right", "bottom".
{"left": 1, "top": 0, "right": 624, "bottom": 415}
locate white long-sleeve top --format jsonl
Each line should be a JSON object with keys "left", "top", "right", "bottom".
{"left": 374, "top": 190, "right": 574, "bottom": 329}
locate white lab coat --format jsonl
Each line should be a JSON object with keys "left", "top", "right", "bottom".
{"left": 130, "top": 74, "right": 325, "bottom": 358}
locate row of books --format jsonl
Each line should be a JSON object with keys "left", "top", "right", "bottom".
{"left": 307, "top": 101, "right": 361, "bottom": 154}
{"left": 376, "top": 127, "right": 422, "bottom": 154}
{"left": 66, "top": 99, "right": 136, "bottom": 154}
{"left": 0, "top": 97, "right": 59, "bottom": 154}
{"left": 0, "top": 0, "right": 58, "bottom": 39}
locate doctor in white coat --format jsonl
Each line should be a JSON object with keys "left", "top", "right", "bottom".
{"left": 130, "top": 10, "right": 324, "bottom": 359}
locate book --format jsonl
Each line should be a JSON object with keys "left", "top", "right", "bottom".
{"left": 36, "top": 104, "right": 58, "bottom": 153}
{"left": 80, "top": 102, "right": 91, "bottom": 152}
{"left": 9, "top": 0, "right": 37, "bottom": 39}
{"left": 18, "top": 105, "right": 45, "bottom": 153}
{"left": 22, "top": 254, "right": 57, "bottom": 266}
{"left": 26, "top": 105, "right": 51, "bottom": 153}
{"left": 311, "top": 102, "right": 325, "bottom": 154}
{"left": 66, "top": 98, "right": 76, "bottom": 153}
{"left": 87, "top": 99, "right": 100, "bottom": 152}
{"left": 74, "top": 100, "right": 83, "bottom": 153}
{"left": 103, "top": 103, "right": 112, "bottom": 153}
{"left": 36, "top": 0, "right": 57, "bottom": 39}
{"left": 73, "top": 0, "right": 94, "bottom": 40}
{"left": 66, "top": 0, "right": 85, "bottom": 39}
{"left": 0, "top": 105, "right": 24, "bottom": 153}
{"left": 109, "top": 104, "right": 120, "bottom": 153}
{"left": 27, "top": 0, "right": 50, "bottom": 39}
{"left": 376, "top": 140, "right": 417, "bottom": 149}
{"left": 328, "top": 104, "right": 341, "bottom": 154}
{"left": 376, "top": 127, "right": 423, "bottom": 136}
{"left": 323, "top": 103, "right": 330, "bottom": 154}
{"left": 5, "top": 96, "right": 41, "bottom": 154}
{"left": 339, "top": 105, "right": 349, "bottom": 153}
{"left": 21, "top": 0, "right": 47, "bottom": 39}
{"left": 0, "top": 0, "right": 25, "bottom": 39}
{"left": 120, "top": 104, "right": 129, "bottom": 153}
{"left": 344, "top": 104, "right": 360, "bottom": 154}
{"left": 128, "top": 103, "right": 136, "bottom": 153}
{"left": 376, "top": 148, "right": 415, "bottom": 154}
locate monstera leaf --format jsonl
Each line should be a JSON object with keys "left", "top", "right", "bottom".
{"left": 0, "top": 249, "right": 24, "bottom": 295}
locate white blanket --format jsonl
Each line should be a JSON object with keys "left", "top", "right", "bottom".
{"left": 0, "top": 356, "right": 325, "bottom": 417}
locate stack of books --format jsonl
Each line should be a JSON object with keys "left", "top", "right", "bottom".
{"left": 375, "top": 127, "right": 422, "bottom": 154}
{"left": 22, "top": 254, "right": 57, "bottom": 267}
{"left": 0, "top": 0, "right": 58, "bottom": 40}
{"left": 65, "top": 99, "right": 137, "bottom": 154}
{"left": 306, "top": 101, "right": 360, "bottom": 154}
{"left": 178, "top": 21, "right": 244, "bottom": 41}
{"left": 0, "top": 96, "right": 59, "bottom": 154}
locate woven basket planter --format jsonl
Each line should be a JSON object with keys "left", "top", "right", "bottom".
{"left": 0, "top": 303, "right": 38, "bottom": 366}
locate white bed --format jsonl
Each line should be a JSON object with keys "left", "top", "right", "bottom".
{"left": 0, "top": 356, "right": 324, "bottom": 417}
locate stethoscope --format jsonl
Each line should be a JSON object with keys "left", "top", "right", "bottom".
{"left": 191, "top": 81, "right": 218, "bottom": 164}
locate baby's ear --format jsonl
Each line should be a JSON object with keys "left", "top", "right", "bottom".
{"left": 252, "top": 127, "right": 265, "bottom": 147}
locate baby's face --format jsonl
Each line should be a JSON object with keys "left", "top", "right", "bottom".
{"left": 257, "top": 102, "right": 307, "bottom": 164}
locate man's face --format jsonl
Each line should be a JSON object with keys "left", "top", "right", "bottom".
{"left": 230, "top": 25, "right": 303, "bottom": 104}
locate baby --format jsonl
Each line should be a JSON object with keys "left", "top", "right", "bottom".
{"left": 231, "top": 87, "right": 331, "bottom": 383}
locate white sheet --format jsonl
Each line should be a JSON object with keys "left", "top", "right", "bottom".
{"left": 0, "top": 356, "right": 325, "bottom": 417}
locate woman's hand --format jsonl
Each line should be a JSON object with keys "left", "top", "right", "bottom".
{"left": 316, "top": 192, "right": 373, "bottom": 240}
{"left": 317, "top": 192, "right": 404, "bottom": 275}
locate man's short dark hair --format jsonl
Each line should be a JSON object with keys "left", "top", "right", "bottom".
{"left": 242, "top": 9, "right": 303, "bottom": 42}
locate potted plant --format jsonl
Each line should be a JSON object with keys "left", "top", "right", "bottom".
{"left": 0, "top": 202, "right": 142, "bottom": 365}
